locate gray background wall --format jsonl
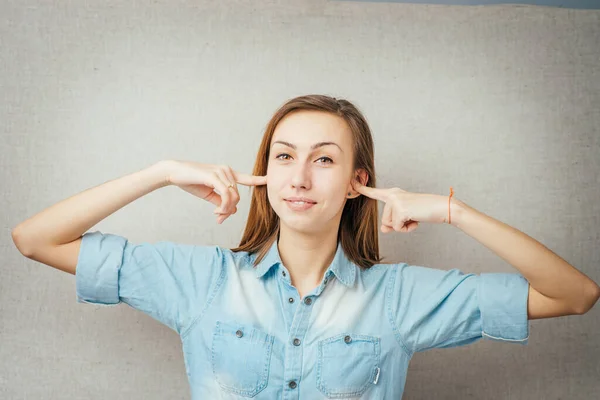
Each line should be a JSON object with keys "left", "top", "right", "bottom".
{"left": 339, "top": 0, "right": 600, "bottom": 8}
{"left": 2, "top": 0, "right": 599, "bottom": 399}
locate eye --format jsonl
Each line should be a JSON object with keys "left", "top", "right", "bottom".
{"left": 275, "top": 154, "right": 333, "bottom": 164}
{"left": 317, "top": 156, "right": 333, "bottom": 164}
{"left": 275, "top": 153, "right": 291, "bottom": 161}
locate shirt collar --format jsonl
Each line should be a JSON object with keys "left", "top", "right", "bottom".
{"left": 253, "top": 239, "right": 356, "bottom": 287}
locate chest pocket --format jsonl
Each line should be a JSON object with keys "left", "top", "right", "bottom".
{"left": 211, "top": 320, "right": 275, "bottom": 397}
{"left": 317, "top": 333, "right": 381, "bottom": 399}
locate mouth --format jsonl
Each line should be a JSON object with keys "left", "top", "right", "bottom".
{"left": 284, "top": 197, "right": 317, "bottom": 204}
{"left": 285, "top": 200, "right": 317, "bottom": 205}
{"left": 284, "top": 198, "right": 317, "bottom": 211}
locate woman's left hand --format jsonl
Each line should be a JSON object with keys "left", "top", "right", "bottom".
{"left": 351, "top": 179, "right": 448, "bottom": 233}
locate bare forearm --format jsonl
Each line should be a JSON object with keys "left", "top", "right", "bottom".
{"left": 448, "top": 197, "right": 600, "bottom": 311}
{"left": 12, "top": 161, "right": 172, "bottom": 253}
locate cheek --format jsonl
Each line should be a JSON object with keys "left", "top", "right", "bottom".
{"left": 266, "top": 164, "right": 287, "bottom": 188}
{"left": 321, "top": 176, "right": 348, "bottom": 197}
{"left": 266, "top": 175, "right": 284, "bottom": 205}
{"left": 266, "top": 174, "right": 283, "bottom": 191}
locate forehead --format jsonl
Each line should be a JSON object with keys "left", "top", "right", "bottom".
{"left": 271, "top": 110, "right": 351, "bottom": 149}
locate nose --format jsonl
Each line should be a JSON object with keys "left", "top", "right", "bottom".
{"left": 290, "top": 162, "right": 311, "bottom": 191}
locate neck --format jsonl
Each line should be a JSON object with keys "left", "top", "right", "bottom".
{"left": 277, "top": 224, "right": 338, "bottom": 293}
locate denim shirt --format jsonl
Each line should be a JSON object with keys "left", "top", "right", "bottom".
{"left": 76, "top": 231, "right": 530, "bottom": 399}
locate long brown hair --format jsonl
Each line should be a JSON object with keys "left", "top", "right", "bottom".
{"left": 229, "top": 94, "right": 385, "bottom": 269}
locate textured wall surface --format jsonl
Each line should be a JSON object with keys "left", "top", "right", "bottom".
{"left": 337, "top": 0, "right": 600, "bottom": 9}
{"left": 2, "top": 1, "right": 599, "bottom": 399}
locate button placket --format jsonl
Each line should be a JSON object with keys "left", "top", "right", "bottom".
{"left": 284, "top": 292, "right": 313, "bottom": 396}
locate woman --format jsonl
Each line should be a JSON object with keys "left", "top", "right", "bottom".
{"left": 12, "top": 94, "right": 600, "bottom": 399}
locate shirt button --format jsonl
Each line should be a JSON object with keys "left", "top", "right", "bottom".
{"left": 304, "top": 297, "right": 312, "bottom": 305}
{"left": 236, "top": 330, "right": 243, "bottom": 338}
{"left": 293, "top": 338, "right": 301, "bottom": 346}
{"left": 344, "top": 335, "right": 352, "bottom": 343}
{"left": 288, "top": 381, "right": 297, "bottom": 389}
{"left": 282, "top": 271, "right": 286, "bottom": 277}
{"left": 288, "top": 297, "right": 294, "bottom": 303}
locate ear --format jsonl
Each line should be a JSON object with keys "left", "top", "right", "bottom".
{"left": 347, "top": 169, "right": 369, "bottom": 198}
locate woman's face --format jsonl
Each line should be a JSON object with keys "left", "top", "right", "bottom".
{"left": 266, "top": 110, "right": 359, "bottom": 234}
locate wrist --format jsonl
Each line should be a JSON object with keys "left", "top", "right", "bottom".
{"left": 448, "top": 198, "right": 465, "bottom": 227}
{"left": 436, "top": 194, "right": 464, "bottom": 225}
{"left": 148, "top": 160, "right": 175, "bottom": 188}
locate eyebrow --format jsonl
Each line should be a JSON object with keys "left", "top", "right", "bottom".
{"left": 271, "top": 140, "right": 343, "bottom": 153}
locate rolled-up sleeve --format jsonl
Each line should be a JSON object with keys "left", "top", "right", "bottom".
{"left": 75, "top": 231, "right": 225, "bottom": 335}
{"left": 478, "top": 272, "right": 530, "bottom": 343}
{"left": 387, "top": 264, "right": 530, "bottom": 355}
{"left": 75, "top": 231, "right": 124, "bottom": 306}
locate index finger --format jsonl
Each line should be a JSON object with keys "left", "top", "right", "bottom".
{"left": 352, "top": 179, "right": 389, "bottom": 201}
{"left": 234, "top": 171, "right": 267, "bottom": 186}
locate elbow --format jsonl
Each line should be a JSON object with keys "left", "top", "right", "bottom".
{"left": 12, "top": 226, "right": 33, "bottom": 257}
{"left": 573, "top": 283, "right": 600, "bottom": 315}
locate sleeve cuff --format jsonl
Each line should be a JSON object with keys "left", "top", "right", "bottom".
{"left": 478, "top": 272, "right": 530, "bottom": 345}
{"left": 75, "top": 231, "right": 126, "bottom": 306}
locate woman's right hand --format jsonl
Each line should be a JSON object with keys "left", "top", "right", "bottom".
{"left": 163, "top": 160, "right": 267, "bottom": 224}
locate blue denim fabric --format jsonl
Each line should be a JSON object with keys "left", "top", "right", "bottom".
{"left": 76, "top": 231, "right": 530, "bottom": 399}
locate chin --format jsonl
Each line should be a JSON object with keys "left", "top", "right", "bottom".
{"left": 280, "top": 212, "right": 334, "bottom": 235}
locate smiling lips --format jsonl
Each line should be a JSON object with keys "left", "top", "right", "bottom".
{"left": 285, "top": 196, "right": 317, "bottom": 203}
{"left": 284, "top": 197, "right": 317, "bottom": 211}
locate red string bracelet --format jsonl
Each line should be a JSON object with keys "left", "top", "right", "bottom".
{"left": 448, "top": 187, "right": 454, "bottom": 224}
